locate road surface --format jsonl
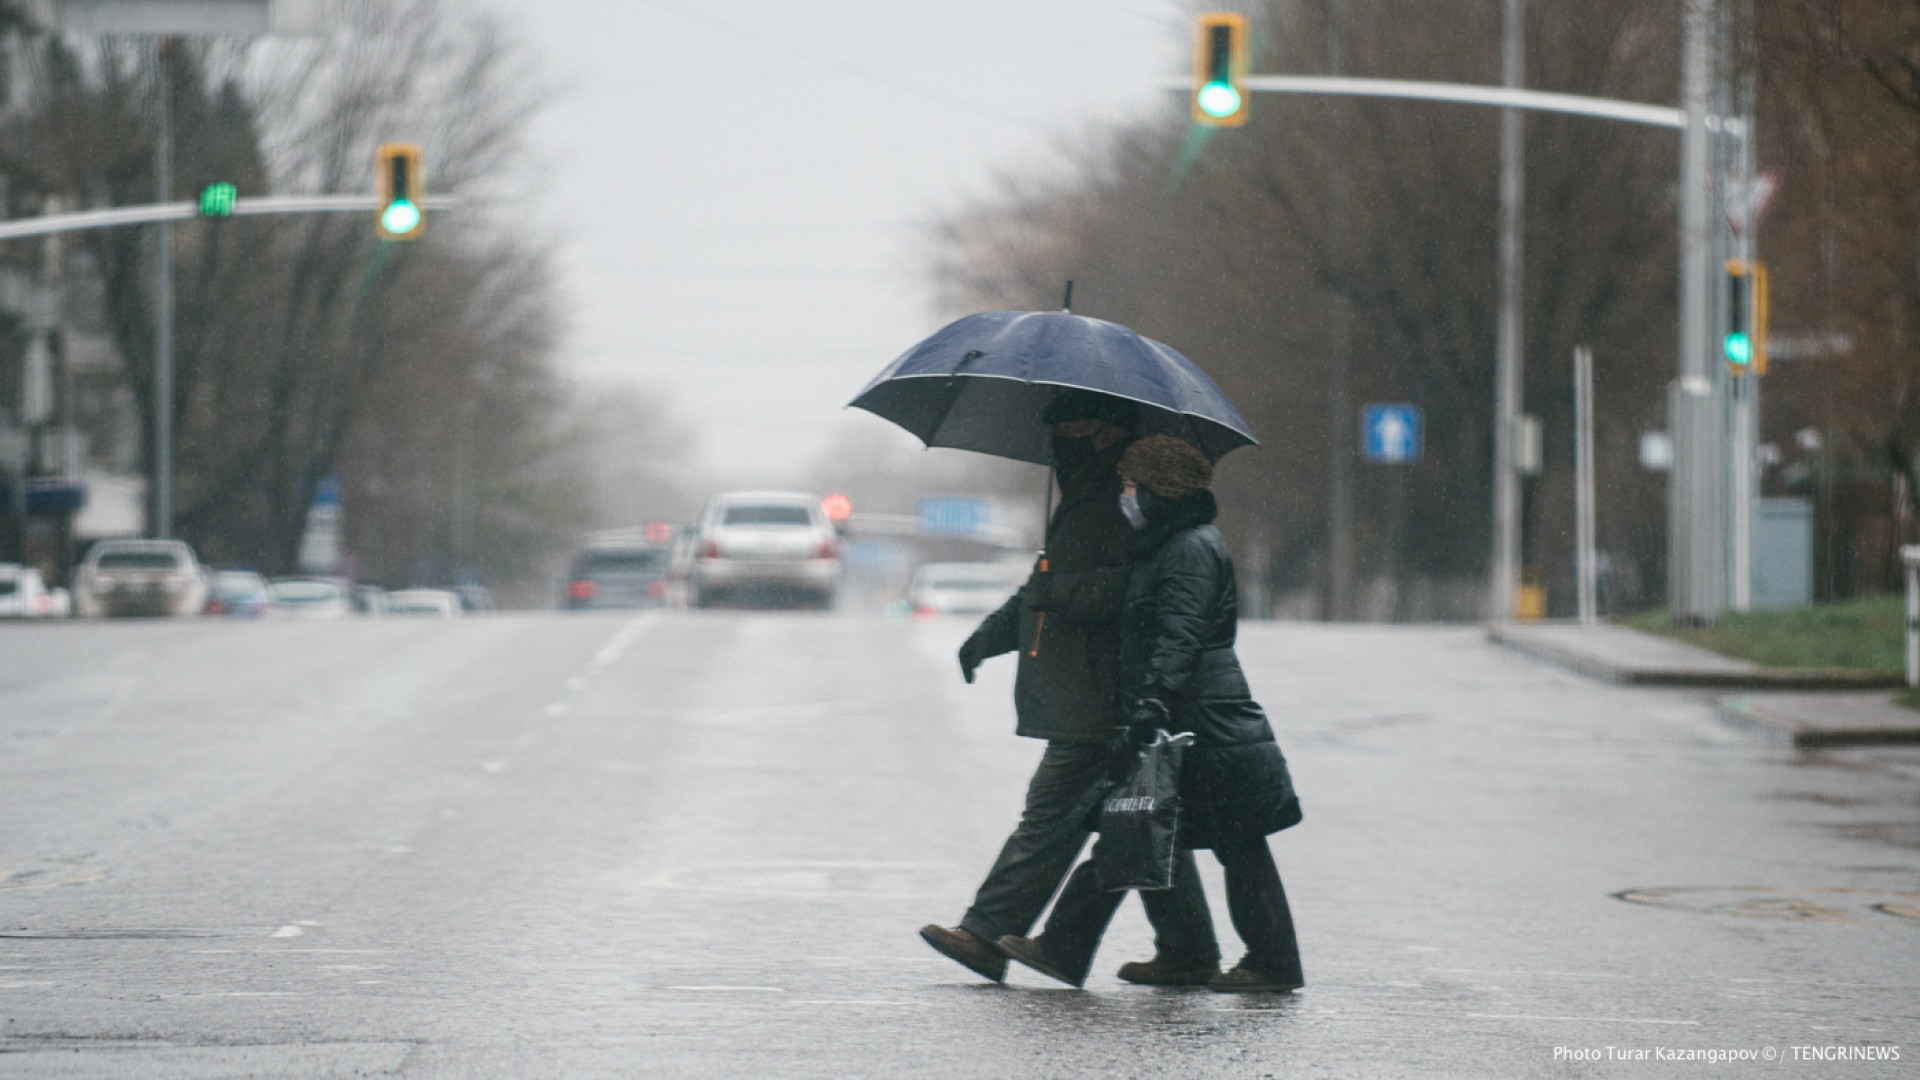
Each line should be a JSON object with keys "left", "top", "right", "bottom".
{"left": 1, "top": 612, "right": 1915, "bottom": 1076}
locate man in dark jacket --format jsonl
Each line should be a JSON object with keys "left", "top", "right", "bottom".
{"left": 920, "top": 393, "right": 1218, "bottom": 985}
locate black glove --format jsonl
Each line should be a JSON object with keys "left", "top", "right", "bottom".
{"left": 958, "top": 633, "right": 989, "bottom": 684}
{"left": 1125, "top": 698, "right": 1171, "bottom": 744}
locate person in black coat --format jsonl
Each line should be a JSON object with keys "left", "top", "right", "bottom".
{"left": 997, "top": 435, "right": 1305, "bottom": 993}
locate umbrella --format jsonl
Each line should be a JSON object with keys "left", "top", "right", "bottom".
{"left": 848, "top": 310, "right": 1257, "bottom": 465}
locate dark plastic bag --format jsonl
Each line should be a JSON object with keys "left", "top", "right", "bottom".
{"left": 1094, "top": 729, "right": 1195, "bottom": 891}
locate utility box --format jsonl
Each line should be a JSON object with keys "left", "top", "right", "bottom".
{"left": 1753, "top": 497, "right": 1813, "bottom": 609}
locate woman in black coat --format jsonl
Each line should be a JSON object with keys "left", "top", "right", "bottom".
{"left": 998, "top": 435, "right": 1305, "bottom": 993}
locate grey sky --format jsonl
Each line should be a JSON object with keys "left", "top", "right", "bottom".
{"left": 497, "top": 0, "right": 1187, "bottom": 481}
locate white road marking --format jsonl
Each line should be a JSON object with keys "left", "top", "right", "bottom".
{"left": 1467, "top": 1012, "right": 1699, "bottom": 1025}
{"left": 1429, "top": 968, "right": 1633, "bottom": 979}
{"left": 588, "top": 613, "right": 659, "bottom": 670}
{"left": 270, "top": 926, "right": 304, "bottom": 938}
{"left": 565, "top": 677, "right": 588, "bottom": 691}
{"left": 0, "top": 981, "right": 53, "bottom": 988}
{"left": 666, "top": 985, "right": 785, "bottom": 992}
{"left": 482, "top": 761, "right": 505, "bottom": 774}
{"left": 543, "top": 703, "right": 569, "bottom": 718}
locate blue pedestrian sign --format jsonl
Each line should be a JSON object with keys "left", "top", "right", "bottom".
{"left": 1362, "top": 404, "right": 1422, "bottom": 464}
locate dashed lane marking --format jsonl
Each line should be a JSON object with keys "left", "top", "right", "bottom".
{"left": 587, "top": 613, "right": 659, "bottom": 671}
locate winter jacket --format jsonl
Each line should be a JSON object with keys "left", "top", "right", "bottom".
{"left": 967, "top": 440, "right": 1134, "bottom": 743}
{"left": 1118, "top": 489, "right": 1301, "bottom": 849}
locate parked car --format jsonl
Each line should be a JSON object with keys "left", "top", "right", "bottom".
{"left": 74, "top": 539, "right": 207, "bottom": 618}
{"left": 0, "top": 563, "right": 56, "bottom": 618}
{"left": 565, "top": 530, "right": 676, "bottom": 610}
{"left": 691, "top": 492, "right": 841, "bottom": 609}
{"left": 908, "top": 562, "right": 1018, "bottom": 617}
{"left": 385, "top": 589, "right": 463, "bottom": 617}
{"left": 267, "top": 577, "right": 353, "bottom": 619}
{"left": 203, "top": 570, "right": 274, "bottom": 617}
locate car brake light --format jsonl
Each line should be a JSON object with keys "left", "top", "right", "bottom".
{"left": 699, "top": 538, "right": 721, "bottom": 559}
{"left": 647, "top": 580, "right": 668, "bottom": 598}
{"left": 567, "top": 580, "right": 597, "bottom": 601}
{"left": 205, "top": 598, "right": 227, "bottom": 615}
{"left": 815, "top": 539, "right": 838, "bottom": 559}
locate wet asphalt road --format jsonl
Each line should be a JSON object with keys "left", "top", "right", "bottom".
{"left": 1, "top": 610, "right": 1916, "bottom": 1078}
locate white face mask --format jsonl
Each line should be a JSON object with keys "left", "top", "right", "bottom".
{"left": 1119, "top": 493, "right": 1146, "bottom": 529}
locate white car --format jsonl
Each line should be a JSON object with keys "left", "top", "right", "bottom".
{"left": 74, "top": 539, "right": 207, "bottom": 618}
{"left": 385, "top": 589, "right": 463, "bottom": 617}
{"left": 268, "top": 578, "right": 353, "bottom": 619}
{"left": 909, "top": 562, "right": 1018, "bottom": 617}
{"left": 691, "top": 492, "right": 842, "bottom": 609}
{"left": 0, "top": 563, "right": 57, "bottom": 618}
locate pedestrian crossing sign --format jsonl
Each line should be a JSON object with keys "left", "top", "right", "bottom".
{"left": 1362, "top": 404, "right": 1422, "bottom": 464}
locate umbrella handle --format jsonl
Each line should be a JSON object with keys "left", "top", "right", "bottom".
{"left": 1028, "top": 557, "right": 1048, "bottom": 657}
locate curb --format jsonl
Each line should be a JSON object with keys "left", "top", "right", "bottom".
{"left": 1485, "top": 624, "right": 1907, "bottom": 691}
{"left": 1718, "top": 694, "right": 1920, "bottom": 748}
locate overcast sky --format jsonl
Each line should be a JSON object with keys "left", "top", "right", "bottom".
{"left": 494, "top": 0, "right": 1188, "bottom": 482}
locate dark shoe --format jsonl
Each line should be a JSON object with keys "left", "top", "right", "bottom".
{"left": 919, "top": 925, "right": 1005, "bottom": 982}
{"left": 995, "top": 935, "right": 1086, "bottom": 988}
{"left": 1117, "top": 956, "right": 1221, "bottom": 986}
{"left": 1209, "top": 964, "right": 1302, "bottom": 993}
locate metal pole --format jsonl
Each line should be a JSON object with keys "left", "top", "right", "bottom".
{"left": 1672, "top": 0, "right": 1716, "bottom": 622}
{"left": 1326, "top": 0, "right": 1354, "bottom": 621}
{"left": 1491, "top": 0, "right": 1524, "bottom": 621}
{"left": 1574, "top": 345, "right": 1597, "bottom": 625}
{"left": 1729, "top": 0, "right": 1758, "bottom": 612}
{"left": 1905, "top": 545, "right": 1920, "bottom": 688}
{"left": 153, "top": 39, "right": 173, "bottom": 540}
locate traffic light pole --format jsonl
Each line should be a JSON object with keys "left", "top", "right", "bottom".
{"left": 0, "top": 193, "right": 457, "bottom": 541}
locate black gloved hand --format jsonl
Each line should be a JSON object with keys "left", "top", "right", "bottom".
{"left": 958, "top": 634, "right": 989, "bottom": 684}
{"left": 1125, "top": 697, "right": 1171, "bottom": 744}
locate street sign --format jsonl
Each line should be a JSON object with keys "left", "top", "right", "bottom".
{"left": 916, "top": 496, "right": 989, "bottom": 536}
{"left": 1361, "top": 404, "right": 1422, "bottom": 464}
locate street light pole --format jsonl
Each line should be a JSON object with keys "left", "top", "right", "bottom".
{"left": 1491, "top": 0, "right": 1524, "bottom": 622}
{"left": 1671, "top": 0, "right": 1720, "bottom": 623}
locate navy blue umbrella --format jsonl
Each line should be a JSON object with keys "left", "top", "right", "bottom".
{"left": 848, "top": 310, "right": 1257, "bottom": 465}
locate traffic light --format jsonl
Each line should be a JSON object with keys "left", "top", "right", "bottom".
{"left": 199, "top": 182, "right": 236, "bottom": 217}
{"left": 1723, "top": 259, "right": 1769, "bottom": 376}
{"left": 376, "top": 143, "right": 425, "bottom": 240}
{"left": 1193, "top": 13, "right": 1249, "bottom": 127}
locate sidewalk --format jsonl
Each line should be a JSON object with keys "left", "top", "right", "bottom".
{"left": 1488, "top": 620, "right": 1920, "bottom": 747}
{"left": 1486, "top": 620, "right": 1906, "bottom": 690}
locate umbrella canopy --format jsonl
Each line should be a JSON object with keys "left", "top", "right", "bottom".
{"left": 848, "top": 310, "right": 1257, "bottom": 465}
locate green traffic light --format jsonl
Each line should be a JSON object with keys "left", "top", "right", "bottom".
{"left": 199, "top": 182, "right": 237, "bottom": 217}
{"left": 1724, "top": 332, "right": 1751, "bottom": 365}
{"left": 1197, "top": 80, "right": 1242, "bottom": 119}
{"left": 381, "top": 199, "right": 421, "bottom": 235}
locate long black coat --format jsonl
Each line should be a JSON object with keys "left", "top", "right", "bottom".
{"left": 968, "top": 439, "right": 1133, "bottom": 744}
{"left": 1119, "top": 490, "right": 1301, "bottom": 849}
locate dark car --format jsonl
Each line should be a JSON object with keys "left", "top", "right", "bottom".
{"left": 564, "top": 536, "right": 675, "bottom": 610}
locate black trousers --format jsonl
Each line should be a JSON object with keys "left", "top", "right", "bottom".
{"left": 959, "top": 742, "right": 1214, "bottom": 958}
{"left": 958, "top": 742, "right": 1109, "bottom": 943}
{"left": 1037, "top": 835, "right": 1302, "bottom": 986}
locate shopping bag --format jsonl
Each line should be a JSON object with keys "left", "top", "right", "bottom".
{"left": 1093, "top": 729, "right": 1195, "bottom": 891}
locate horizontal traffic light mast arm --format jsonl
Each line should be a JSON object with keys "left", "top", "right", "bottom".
{"left": 1168, "top": 75, "right": 1683, "bottom": 129}
{"left": 0, "top": 194, "right": 462, "bottom": 241}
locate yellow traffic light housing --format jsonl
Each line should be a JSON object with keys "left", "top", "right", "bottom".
{"left": 1193, "top": 13, "right": 1249, "bottom": 127}
{"left": 1723, "top": 259, "right": 1768, "bottom": 376}
{"left": 376, "top": 143, "right": 425, "bottom": 240}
